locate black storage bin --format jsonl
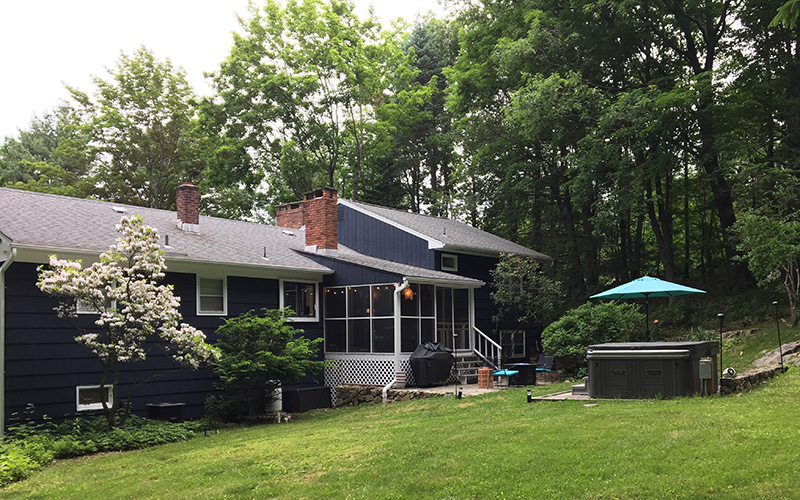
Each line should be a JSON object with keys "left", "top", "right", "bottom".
{"left": 282, "top": 386, "right": 332, "bottom": 413}
{"left": 587, "top": 341, "right": 719, "bottom": 399}
{"left": 410, "top": 342, "right": 454, "bottom": 387}
{"left": 146, "top": 402, "right": 185, "bottom": 422}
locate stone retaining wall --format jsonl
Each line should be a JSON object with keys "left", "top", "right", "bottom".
{"left": 719, "top": 366, "right": 784, "bottom": 395}
{"left": 334, "top": 385, "right": 444, "bottom": 407}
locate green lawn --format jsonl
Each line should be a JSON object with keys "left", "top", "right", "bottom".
{"left": 3, "top": 369, "right": 800, "bottom": 499}
{"left": 719, "top": 319, "right": 800, "bottom": 373}
{"left": 4, "top": 320, "right": 799, "bottom": 499}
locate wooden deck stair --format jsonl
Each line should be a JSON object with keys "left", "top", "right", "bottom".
{"left": 455, "top": 355, "right": 484, "bottom": 384}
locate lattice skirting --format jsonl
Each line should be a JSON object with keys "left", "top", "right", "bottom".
{"left": 325, "top": 356, "right": 418, "bottom": 405}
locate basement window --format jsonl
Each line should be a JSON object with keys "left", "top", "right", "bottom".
{"left": 76, "top": 385, "right": 114, "bottom": 412}
{"left": 441, "top": 253, "right": 458, "bottom": 272}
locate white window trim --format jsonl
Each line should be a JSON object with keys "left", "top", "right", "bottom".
{"left": 441, "top": 253, "right": 459, "bottom": 272}
{"left": 76, "top": 297, "right": 116, "bottom": 315}
{"left": 76, "top": 384, "right": 114, "bottom": 412}
{"left": 197, "top": 276, "right": 228, "bottom": 316}
{"left": 280, "top": 279, "right": 319, "bottom": 322}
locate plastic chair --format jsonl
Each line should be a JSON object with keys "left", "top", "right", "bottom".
{"left": 535, "top": 354, "right": 554, "bottom": 383}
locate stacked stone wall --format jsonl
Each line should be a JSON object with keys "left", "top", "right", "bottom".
{"left": 719, "top": 366, "right": 783, "bottom": 395}
{"left": 334, "top": 385, "right": 444, "bottom": 407}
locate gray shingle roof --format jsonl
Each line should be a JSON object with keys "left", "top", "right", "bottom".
{"left": 340, "top": 199, "right": 551, "bottom": 260}
{"left": 0, "top": 188, "right": 331, "bottom": 273}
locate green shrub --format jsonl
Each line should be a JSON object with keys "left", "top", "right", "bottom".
{"left": 211, "top": 308, "right": 325, "bottom": 421}
{"left": 542, "top": 302, "right": 645, "bottom": 375}
{"left": 0, "top": 414, "right": 197, "bottom": 487}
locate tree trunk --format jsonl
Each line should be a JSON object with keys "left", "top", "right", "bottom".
{"left": 645, "top": 176, "right": 677, "bottom": 281}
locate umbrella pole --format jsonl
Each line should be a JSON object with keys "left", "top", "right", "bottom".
{"left": 645, "top": 296, "right": 650, "bottom": 341}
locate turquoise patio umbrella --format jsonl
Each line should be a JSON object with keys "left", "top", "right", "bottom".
{"left": 590, "top": 276, "right": 706, "bottom": 341}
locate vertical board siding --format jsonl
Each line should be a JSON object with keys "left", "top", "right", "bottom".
{"left": 3, "top": 263, "right": 317, "bottom": 423}
{"left": 338, "top": 204, "right": 434, "bottom": 269}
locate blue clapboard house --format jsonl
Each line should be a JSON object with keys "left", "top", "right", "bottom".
{"left": 0, "top": 185, "right": 549, "bottom": 429}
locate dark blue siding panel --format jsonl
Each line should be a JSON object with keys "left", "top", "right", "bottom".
{"left": 338, "top": 204, "right": 435, "bottom": 269}
{"left": 305, "top": 257, "right": 402, "bottom": 288}
{"left": 3, "top": 263, "right": 321, "bottom": 423}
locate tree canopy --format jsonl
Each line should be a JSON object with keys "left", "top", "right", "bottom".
{"left": 5, "top": 0, "right": 800, "bottom": 303}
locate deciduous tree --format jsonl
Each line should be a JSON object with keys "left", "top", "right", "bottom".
{"left": 37, "top": 215, "right": 219, "bottom": 427}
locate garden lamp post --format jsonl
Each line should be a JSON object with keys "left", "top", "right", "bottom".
{"left": 773, "top": 301, "right": 785, "bottom": 373}
{"left": 718, "top": 313, "right": 724, "bottom": 381}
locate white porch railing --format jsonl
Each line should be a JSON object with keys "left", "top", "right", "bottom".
{"left": 473, "top": 326, "right": 501, "bottom": 369}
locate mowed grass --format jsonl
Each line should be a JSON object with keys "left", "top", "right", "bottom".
{"left": 3, "top": 372, "right": 800, "bottom": 500}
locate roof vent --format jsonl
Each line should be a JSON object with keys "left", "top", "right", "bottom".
{"left": 112, "top": 206, "right": 127, "bottom": 214}
{"left": 282, "top": 230, "right": 295, "bottom": 237}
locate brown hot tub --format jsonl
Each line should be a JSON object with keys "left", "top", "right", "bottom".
{"left": 586, "top": 341, "right": 720, "bottom": 399}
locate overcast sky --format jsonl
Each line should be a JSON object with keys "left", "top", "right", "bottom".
{"left": 0, "top": 0, "right": 449, "bottom": 140}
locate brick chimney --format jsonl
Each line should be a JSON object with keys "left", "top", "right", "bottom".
{"left": 303, "top": 187, "right": 338, "bottom": 254}
{"left": 275, "top": 201, "right": 305, "bottom": 229}
{"left": 275, "top": 187, "right": 338, "bottom": 254}
{"left": 176, "top": 183, "right": 200, "bottom": 233}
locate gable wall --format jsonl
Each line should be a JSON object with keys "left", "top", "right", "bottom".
{"left": 337, "top": 204, "right": 435, "bottom": 269}
{"left": 3, "top": 262, "right": 324, "bottom": 424}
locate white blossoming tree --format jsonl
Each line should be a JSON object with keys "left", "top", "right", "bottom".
{"left": 37, "top": 215, "right": 220, "bottom": 427}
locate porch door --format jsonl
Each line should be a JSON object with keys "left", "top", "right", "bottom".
{"left": 436, "top": 287, "right": 470, "bottom": 350}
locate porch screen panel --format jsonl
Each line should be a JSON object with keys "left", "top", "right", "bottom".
{"left": 454, "top": 289, "right": 469, "bottom": 350}
{"left": 348, "top": 286, "right": 369, "bottom": 317}
{"left": 325, "top": 288, "right": 346, "bottom": 318}
{"left": 325, "top": 320, "right": 346, "bottom": 352}
{"left": 348, "top": 319, "right": 370, "bottom": 352}
{"left": 437, "top": 287, "right": 454, "bottom": 349}
{"left": 420, "top": 319, "right": 435, "bottom": 344}
{"left": 401, "top": 318, "right": 419, "bottom": 352}
{"left": 399, "top": 283, "right": 437, "bottom": 352}
{"left": 372, "top": 319, "right": 394, "bottom": 352}
{"left": 400, "top": 284, "right": 419, "bottom": 317}
{"left": 419, "top": 285, "right": 434, "bottom": 316}
{"left": 372, "top": 285, "right": 394, "bottom": 316}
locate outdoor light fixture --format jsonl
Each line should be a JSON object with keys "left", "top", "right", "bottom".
{"left": 402, "top": 287, "right": 415, "bottom": 300}
{"left": 457, "top": 388, "right": 463, "bottom": 399}
{"left": 527, "top": 389, "right": 532, "bottom": 403}
{"left": 773, "top": 301, "right": 785, "bottom": 373}
{"left": 718, "top": 313, "right": 725, "bottom": 381}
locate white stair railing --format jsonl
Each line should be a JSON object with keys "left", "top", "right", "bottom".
{"left": 473, "top": 326, "right": 501, "bottom": 370}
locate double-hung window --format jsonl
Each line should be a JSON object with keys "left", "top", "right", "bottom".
{"left": 197, "top": 277, "right": 227, "bottom": 315}
{"left": 281, "top": 281, "right": 318, "bottom": 321}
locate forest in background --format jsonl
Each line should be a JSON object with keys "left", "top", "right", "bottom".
{"left": 2, "top": 0, "right": 799, "bottom": 305}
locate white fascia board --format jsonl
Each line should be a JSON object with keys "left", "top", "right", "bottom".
{"left": 438, "top": 244, "right": 552, "bottom": 261}
{"left": 338, "top": 199, "right": 445, "bottom": 250}
{"left": 11, "top": 244, "right": 332, "bottom": 282}
{"left": 0, "top": 232, "right": 11, "bottom": 261}
{"left": 403, "top": 276, "right": 486, "bottom": 288}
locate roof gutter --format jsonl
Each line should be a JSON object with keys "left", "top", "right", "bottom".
{"left": 0, "top": 248, "right": 17, "bottom": 436}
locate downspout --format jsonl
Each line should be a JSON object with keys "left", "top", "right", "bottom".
{"left": 393, "top": 279, "right": 410, "bottom": 383}
{"left": 0, "top": 248, "right": 17, "bottom": 436}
